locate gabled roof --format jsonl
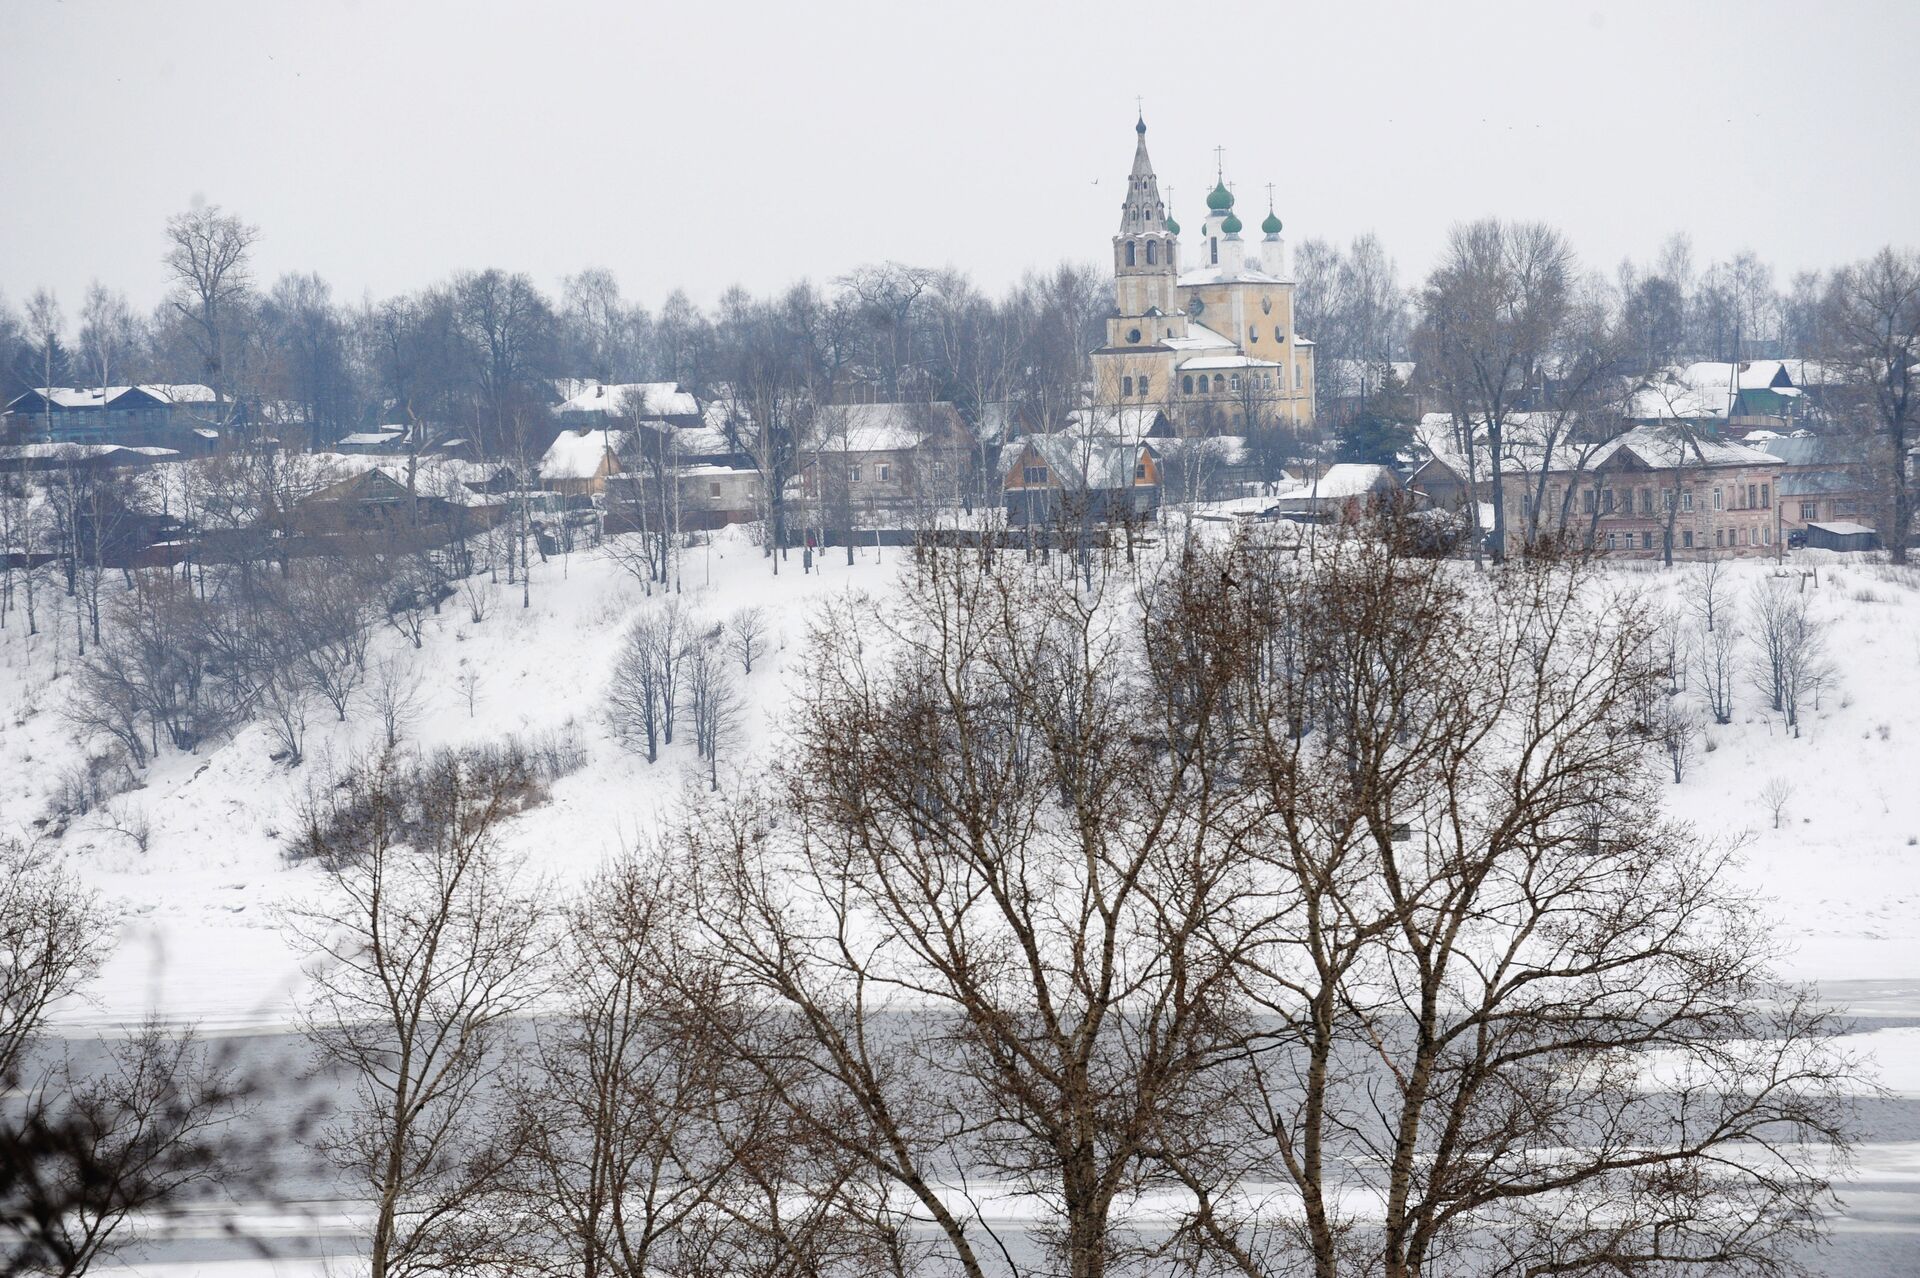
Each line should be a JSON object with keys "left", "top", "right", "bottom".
{"left": 817, "top": 402, "right": 966, "bottom": 453}
{"left": 1590, "top": 424, "right": 1783, "bottom": 471}
{"left": 539, "top": 428, "right": 627, "bottom": 480}
{"left": 1004, "top": 434, "right": 1154, "bottom": 492}
{"left": 554, "top": 381, "right": 699, "bottom": 419}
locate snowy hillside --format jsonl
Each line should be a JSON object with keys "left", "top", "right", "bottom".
{"left": 2, "top": 535, "right": 1914, "bottom": 1031}
{"left": 0, "top": 529, "right": 907, "bottom": 1030}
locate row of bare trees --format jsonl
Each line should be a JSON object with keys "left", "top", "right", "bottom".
{"left": 269, "top": 522, "right": 1854, "bottom": 1278}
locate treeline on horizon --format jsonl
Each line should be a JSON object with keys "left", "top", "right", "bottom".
{"left": 2, "top": 202, "right": 1910, "bottom": 452}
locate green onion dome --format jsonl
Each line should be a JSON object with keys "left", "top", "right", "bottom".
{"left": 1164, "top": 214, "right": 1181, "bottom": 235}
{"left": 1262, "top": 210, "right": 1282, "bottom": 235}
{"left": 1221, "top": 212, "right": 1243, "bottom": 235}
{"left": 1205, "top": 180, "right": 1235, "bottom": 211}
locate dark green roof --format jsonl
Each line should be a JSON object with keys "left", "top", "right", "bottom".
{"left": 1164, "top": 215, "right": 1180, "bottom": 235}
{"left": 1205, "top": 180, "right": 1234, "bottom": 211}
{"left": 1221, "top": 212, "right": 1242, "bottom": 235}
{"left": 1261, "top": 210, "right": 1282, "bottom": 235}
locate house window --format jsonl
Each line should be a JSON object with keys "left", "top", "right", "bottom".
{"left": 1126, "top": 241, "right": 1136, "bottom": 266}
{"left": 1663, "top": 489, "right": 1675, "bottom": 511}
{"left": 1213, "top": 374, "right": 1225, "bottom": 392}
{"left": 1715, "top": 529, "right": 1725, "bottom": 547}
{"left": 1747, "top": 484, "right": 1757, "bottom": 509}
{"left": 1761, "top": 482, "right": 1770, "bottom": 509}
{"left": 848, "top": 465, "right": 861, "bottom": 483}
{"left": 1605, "top": 533, "right": 1616, "bottom": 550}
{"left": 1681, "top": 490, "right": 1693, "bottom": 512}
{"left": 1712, "top": 488, "right": 1723, "bottom": 511}
{"left": 1230, "top": 374, "right": 1240, "bottom": 391}
{"left": 1182, "top": 375, "right": 1193, "bottom": 394}
{"left": 877, "top": 463, "right": 891, "bottom": 481}
{"left": 1135, "top": 463, "right": 1148, "bottom": 480}
{"left": 1800, "top": 501, "right": 1817, "bottom": 520}
{"left": 1139, "top": 375, "right": 1151, "bottom": 397}
{"left": 1641, "top": 531, "right": 1654, "bottom": 550}
{"left": 1583, "top": 490, "right": 1596, "bottom": 514}
{"left": 709, "top": 482, "right": 721, "bottom": 498}
{"left": 930, "top": 461, "right": 949, "bottom": 479}
{"left": 1123, "top": 376, "right": 1134, "bottom": 396}
{"left": 1023, "top": 465, "right": 1048, "bottom": 485}
{"left": 1683, "top": 530, "right": 1694, "bottom": 548}
{"left": 1763, "top": 525, "right": 1773, "bottom": 545}
{"left": 1602, "top": 490, "right": 1615, "bottom": 514}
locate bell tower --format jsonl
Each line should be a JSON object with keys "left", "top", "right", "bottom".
{"left": 1111, "top": 113, "right": 1179, "bottom": 318}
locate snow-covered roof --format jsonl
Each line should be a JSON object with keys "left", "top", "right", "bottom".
{"left": 0, "top": 442, "right": 181, "bottom": 463}
{"left": 1003, "top": 433, "right": 1152, "bottom": 491}
{"left": 1807, "top": 521, "right": 1876, "bottom": 536}
{"left": 138, "top": 383, "right": 218, "bottom": 404}
{"left": 1177, "top": 265, "right": 1287, "bottom": 287}
{"left": 1305, "top": 463, "right": 1399, "bottom": 500}
{"left": 1162, "top": 322, "right": 1237, "bottom": 352}
{"left": 1062, "top": 406, "right": 1167, "bottom": 439}
{"left": 539, "top": 428, "right": 627, "bottom": 480}
{"left": 1590, "top": 424, "right": 1784, "bottom": 471}
{"left": 554, "top": 381, "right": 699, "bottom": 419}
{"left": 339, "top": 429, "right": 405, "bottom": 447}
{"left": 1180, "top": 354, "right": 1282, "bottom": 371}
{"left": 818, "top": 402, "right": 964, "bottom": 453}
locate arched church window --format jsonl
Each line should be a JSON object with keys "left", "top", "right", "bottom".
{"left": 1139, "top": 375, "right": 1151, "bottom": 397}
{"left": 1126, "top": 241, "right": 1136, "bottom": 266}
{"left": 1249, "top": 326, "right": 1259, "bottom": 342}
{"left": 1213, "top": 374, "right": 1225, "bottom": 393}
{"left": 1210, "top": 238, "right": 1219, "bottom": 265}
{"left": 1182, "top": 375, "right": 1193, "bottom": 394}
{"left": 1146, "top": 242, "right": 1157, "bottom": 265}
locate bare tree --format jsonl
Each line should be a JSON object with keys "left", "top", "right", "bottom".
{"left": 727, "top": 605, "right": 768, "bottom": 675}
{"left": 1693, "top": 604, "right": 1741, "bottom": 726}
{"left": 163, "top": 204, "right": 259, "bottom": 426}
{"left": 282, "top": 750, "right": 554, "bottom": 1278}
{"left": 1761, "top": 775, "right": 1796, "bottom": 829}
{"left": 1822, "top": 248, "right": 1919, "bottom": 562}
{"left": 2, "top": 1024, "right": 248, "bottom": 1278}
{"left": 682, "top": 548, "right": 1257, "bottom": 1278}
{"left": 1749, "top": 578, "right": 1833, "bottom": 736}
{"left": 1659, "top": 696, "right": 1700, "bottom": 782}
{"left": 685, "top": 646, "right": 740, "bottom": 792}
{"left": 0, "top": 841, "right": 110, "bottom": 1083}
{"left": 369, "top": 651, "right": 426, "bottom": 752}
{"left": 1142, "top": 528, "right": 1852, "bottom": 1278}
{"left": 504, "top": 854, "right": 800, "bottom": 1278}
{"left": 1416, "top": 220, "right": 1575, "bottom": 564}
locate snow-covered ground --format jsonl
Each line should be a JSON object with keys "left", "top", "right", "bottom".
{"left": 0, "top": 527, "right": 907, "bottom": 1031}
{"left": 5, "top": 529, "right": 1919, "bottom": 1272}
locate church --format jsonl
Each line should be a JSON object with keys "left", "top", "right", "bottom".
{"left": 1091, "top": 116, "right": 1315, "bottom": 435}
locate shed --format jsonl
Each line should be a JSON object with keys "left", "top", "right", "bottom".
{"left": 1803, "top": 521, "right": 1880, "bottom": 552}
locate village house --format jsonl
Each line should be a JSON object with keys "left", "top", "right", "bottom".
{"left": 806, "top": 402, "right": 972, "bottom": 521}
{"left": 1271, "top": 463, "right": 1403, "bottom": 523}
{"left": 999, "top": 433, "right": 1161, "bottom": 527}
{"left": 1503, "top": 426, "right": 1785, "bottom": 558}
{"left": 538, "top": 427, "right": 627, "bottom": 495}
{"left": 551, "top": 381, "right": 703, "bottom": 430}
{"left": 3, "top": 383, "right": 228, "bottom": 448}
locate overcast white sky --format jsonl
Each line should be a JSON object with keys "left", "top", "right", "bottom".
{"left": 3, "top": 0, "right": 1914, "bottom": 319}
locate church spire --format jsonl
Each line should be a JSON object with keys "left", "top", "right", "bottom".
{"left": 1119, "top": 112, "right": 1168, "bottom": 235}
